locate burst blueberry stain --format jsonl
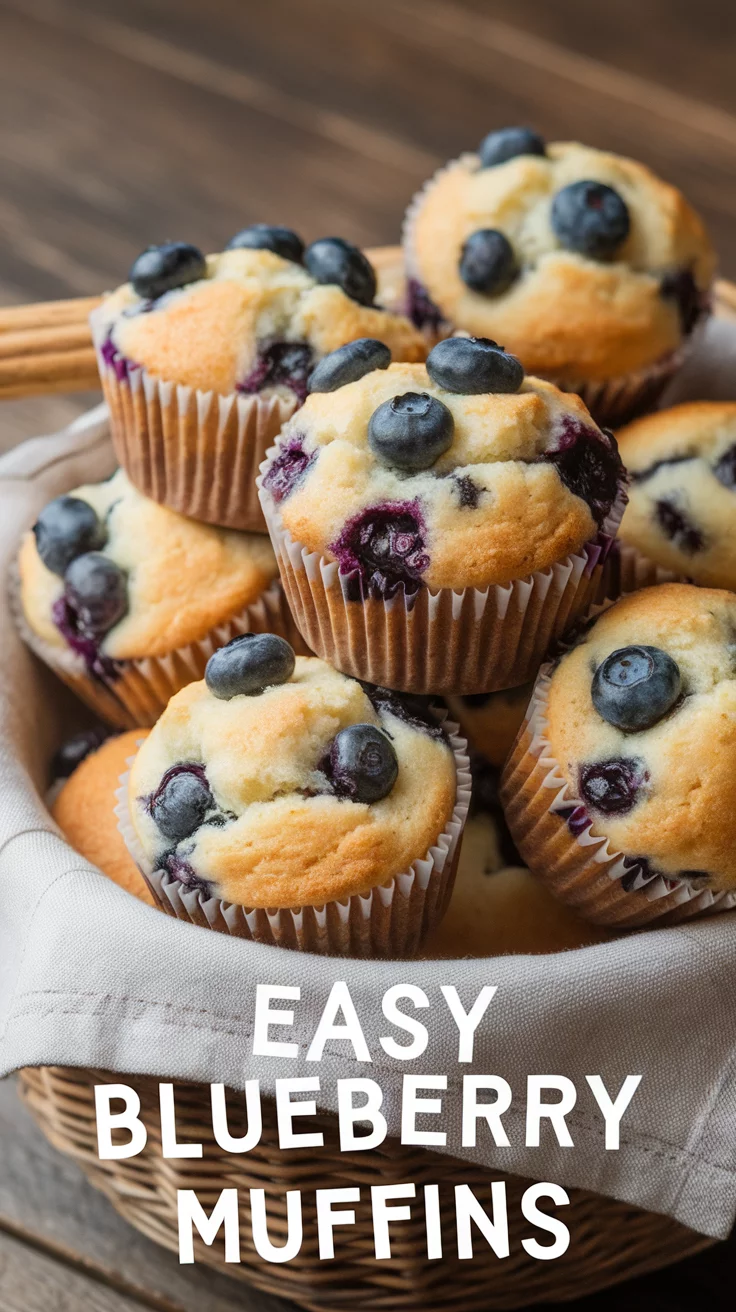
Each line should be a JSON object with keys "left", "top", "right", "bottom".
{"left": 713, "top": 444, "right": 736, "bottom": 490}
{"left": 100, "top": 332, "right": 139, "bottom": 382}
{"left": 161, "top": 849, "right": 212, "bottom": 896}
{"left": 543, "top": 419, "right": 622, "bottom": 525}
{"left": 579, "top": 757, "right": 648, "bottom": 815}
{"left": 556, "top": 803, "right": 592, "bottom": 839}
{"left": 453, "top": 474, "right": 483, "bottom": 508}
{"left": 360, "top": 684, "right": 446, "bottom": 740}
{"left": 406, "top": 278, "right": 445, "bottom": 333}
{"left": 51, "top": 595, "right": 119, "bottom": 680}
{"left": 262, "top": 435, "right": 316, "bottom": 502}
{"left": 660, "top": 268, "right": 705, "bottom": 335}
{"left": 238, "top": 342, "right": 314, "bottom": 403}
{"left": 331, "top": 502, "right": 430, "bottom": 601}
{"left": 655, "top": 496, "right": 705, "bottom": 553}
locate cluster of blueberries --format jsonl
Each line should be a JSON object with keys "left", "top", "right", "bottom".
{"left": 460, "top": 127, "right": 632, "bottom": 296}
{"left": 129, "top": 226, "right": 378, "bottom": 308}
{"left": 33, "top": 496, "right": 128, "bottom": 661}
{"left": 147, "top": 634, "right": 400, "bottom": 862}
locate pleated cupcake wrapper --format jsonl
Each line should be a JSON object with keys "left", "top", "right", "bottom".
{"left": 499, "top": 664, "right": 736, "bottom": 929}
{"left": 114, "top": 718, "right": 472, "bottom": 958}
{"left": 90, "top": 307, "right": 297, "bottom": 533}
{"left": 10, "top": 560, "right": 307, "bottom": 730}
{"left": 257, "top": 462, "right": 626, "bottom": 695}
{"left": 596, "top": 538, "right": 685, "bottom": 606}
{"left": 402, "top": 154, "right": 710, "bottom": 428}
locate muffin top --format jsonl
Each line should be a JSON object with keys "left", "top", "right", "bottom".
{"left": 128, "top": 640, "right": 457, "bottom": 908}
{"left": 19, "top": 469, "right": 278, "bottom": 668}
{"left": 97, "top": 233, "right": 426, "bottom": 399}
{"left": 261, "top": 337, "right": 624, "bottom": 594}
{"left": 545, "top": 584, "right": 736, "bottom": 891}
{"left": 52, "top": 730, "right": 155, "bottom": 905}
{"left": 617, "top": 402, "right": 736, "bottom": 589}
{"left": 407, "top": 134, "right": 714, "bottom": 380}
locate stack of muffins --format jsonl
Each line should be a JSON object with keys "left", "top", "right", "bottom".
{"left": 15, "top": 132, "right": 736, "bottom": 956}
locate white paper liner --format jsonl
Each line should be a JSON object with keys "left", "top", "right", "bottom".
{"left": 500, "top": 663, "right": 736, "bottom": 928}
{"left": 257, "top": 455, "right": 626, "bottom": 695}
{"left": 402, "top": 155, "right": 711, "bottom": 427}
{"left": 115, "top": 715, "right": 472, "bottom": 958}
{"left": 90, "top": 307, "right": 297, "bottom": 533}
{"left": 10, "top": 559, "right": 308, "bottom": 730}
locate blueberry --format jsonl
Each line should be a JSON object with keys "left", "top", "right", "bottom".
{"left": 226, "top": 223, "right": 304, "bottom": 264}
{"left": 368, "top": 392, "right": 454, "bottom": 471}
{"left": 238, "top": 342, "right": 314, "bottom": 403}
{"left": 544, "top": 418, "right": 623, "bottom": 526}
{"left": 459, "top": 229, "right": 518, "bottom": 296}
{"left": 64, "top": 553, "right": 128, "bottom": 637}
{"left": 304, "top": 237, "right": 376, "bottom": 306}
{"left": 33, "top": 496, "right": 107, "bottom": 577}
{"left": 151, "top": 766, "right": 214, "bottom": 843}
{"left": 331, "top": 503, "right": 429, "bottom": 601}
{"left": 262, "top": 436, "right": 316, "bottom": 502}
{"left": 478, "top": 127, "right": 546, "bottom": 168}
{"left": 713, "top": 445, "right": 736, "bottom": 490}
{"left": 129, "top": 242, "right": 207, "bottom": 299}
{"left": 551, "top": 181, "right": 630, "bottom": 260}
{"left": 426, "top": 336, "right": 524, "bottom": 394}
{"left": 308, "top": 338, "right": 391, "bottom": 393}
{"left": 655, "top": 497, "right": 705, "bottom": 554}
{"left": 51, "top": 726, "right": 109, "bottom": 780}
{"left": 326, "top": 724, "right": 398, "bottom": 803}
{"left": 592, "top": 646, "right": 682, "bottom": 733}
{"left": 205, "top": 632, "right": 295, "bottom": 700}
{"left": 579, "top": 757, "right": 647, "bottom": 815}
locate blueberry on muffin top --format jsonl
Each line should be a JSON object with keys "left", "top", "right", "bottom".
{"left": 128, "top": 644, "right": 457, "bottom": 908}
{"left": 545, "top": 584, "right": 736, "bottom": 891}
{"left": 407, "top": 137, "right": 714, "bottom": 380}
{"left": 96, "top": 239, "right": 426, "bottom": 400}
{"left": 261, "top": 339, "right": 624, "bottom": 597}
{"left": 617, "top": 402, "right": 736, "bottom": 589}
{"left": 19, "top": 470, "right": 278, "bottom": 672}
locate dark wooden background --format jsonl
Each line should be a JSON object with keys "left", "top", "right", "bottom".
{"left": 1, "top": 1, "right": 735, "bottom": 1307}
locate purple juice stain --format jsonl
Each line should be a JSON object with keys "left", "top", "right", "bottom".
{"left": 161, "top": 849, "right": 213, "bottom": 896}
{"left": 660, "top": 268, "right": 706, "bottom": 335}
{"left": 556, "top": 803, "right": 593, "bottom": 838}
{"left": 331, "top": 500, "right": 430, "bottom": 602}
{"left": 100, "top": 332, "right": 139, "bottom": 383}
{"left": 713, "top": 445, "right": 736, "bottom": 490}
{"left": 453, "top": 473, "right": 483, "bottom": 509}
{"left": 655, "top": 496, "right": 705, "bottom": 554}
{"left": 238, "top": 342, "right": 314, "bottom": 403}
{"left": 406, "top": 278, "right": 445, "bottom": 333}
{"left": 261, "top": 434, "right": 316, "bottom": 503}
{"left": 579, "top": 757, "right": 648, "bottom": 816}
{"left": 360, "top": 683, "right": 446, "bottom": 740}
{"left": 51, "top": 595, "right": 119, "bottom": 681}
{"left": 543, "top": 418, "right": 623, "bottom": 526}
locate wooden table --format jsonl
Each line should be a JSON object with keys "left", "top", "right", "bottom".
{"left": 1, "top": 1, "right": 735, "bottom": 1306}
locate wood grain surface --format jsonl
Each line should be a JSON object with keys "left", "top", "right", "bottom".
{"left": 0, "top": 2, "right": 735, "bottom": 1306}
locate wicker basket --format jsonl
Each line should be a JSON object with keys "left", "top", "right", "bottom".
{"left": 19, "top": 1066, "right": 712, "bottom": 1310}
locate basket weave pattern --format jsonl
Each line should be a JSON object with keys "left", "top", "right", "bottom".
{"left": 19, "top": 1067, "right": 711, "bottom": 1311}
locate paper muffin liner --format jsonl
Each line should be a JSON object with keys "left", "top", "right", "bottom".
{"left": 499, "top": 664, "right": 736, "bottom": 929}
{"left": 257, "top": 462, "right": 626, "bottom": 695}
{"left": 402, "top": 155, "right": 711, "bottom": 428}
{"left": 114, "top": 716, "right": 472, "bottom": 958}
{"left": 595, "top": 538, "right": 684, "bottom": 605}
{"left": 90, "top": 307, "right": 297, "bottom": 533}
{"left": 10, "top": 560, "right": 309, "bottom": 730}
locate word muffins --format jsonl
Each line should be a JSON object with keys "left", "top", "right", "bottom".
{"left": 501, "top": 584, "right": 736, "bottom": 928}
{"left": 119, "top": 635, "right": 471, "bottom": 956}
{"left": 93, "top": 231, "right": 426, "bottom": 531}
{"left": 404, "top": 131, "right": 714, "bottom": 424}
{"left": 259, "top": 335, "right": 625, "bottom": 694}
{"left": 15, "top": 470, "right": 297, "bottom": 727}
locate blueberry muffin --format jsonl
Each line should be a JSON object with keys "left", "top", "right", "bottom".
{"left": 94, "top": 230, "right": 426, "bottom": 531}
{"left": 122, "top": 635, "right": 468, "bottom": 955}
{"left": 52, "top": 729, "right": 155, "bottom": 906}
{"left": 610, "top": 402, "right": 736, "bottom": 593}
{"left": 16, "top": 469, "right": 294, "bottom": 728}
{"left": 501, "top": 584, "right": 736, "bottom": 927}
{"left": 259, "top": 335, "right": 625, "bottom": 693}
{"left": 405, "top": 130, "right": 714, "bottom": 423}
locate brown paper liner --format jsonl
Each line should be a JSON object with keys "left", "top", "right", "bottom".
{"left": 499, "top": 666, "right": 736, "bottom": 929}
{"left": 402, "top": 157, "right": 711, "bottom": 428}
{"left": 115, "top": 718, "right": 472, "bottom": 958}
{"left": 595, "top": 539, "right": 684, "bottom": 605}
{"left": 10, "top": 562, "right": 309, "bottom": 730}
{"left": 91, "top": 308, "right": 297, "bottom": 532}
{"left": 258, "top": 467, "right": 626, "bottom": 696}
